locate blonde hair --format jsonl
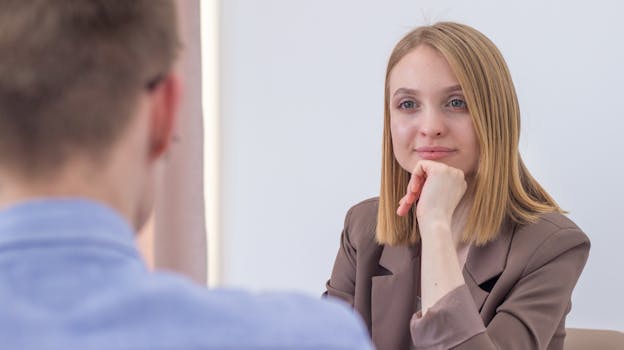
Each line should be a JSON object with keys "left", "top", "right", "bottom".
{"left": 377, "top": 22, "right": 562, "bottom": 246}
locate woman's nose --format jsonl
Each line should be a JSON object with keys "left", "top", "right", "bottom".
{"left": 418, "top": 108, "right": 447, "bottom": 137}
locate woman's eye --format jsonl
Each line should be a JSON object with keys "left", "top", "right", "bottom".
{"left": 398, "top": 100, "right": 416, "bottom": 110}
{"left": 448, "top": 98, "right": 467, "bottom": 110}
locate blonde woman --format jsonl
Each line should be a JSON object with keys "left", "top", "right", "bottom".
{"left": 325, "top": 22, "right": 590, "bottom": 350}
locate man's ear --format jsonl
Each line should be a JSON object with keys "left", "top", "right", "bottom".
{"left": 149, "top": 73, "right": 181, "bottom": 160}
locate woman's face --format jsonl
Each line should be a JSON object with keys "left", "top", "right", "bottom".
{"left": 389, "top": 45, "right": 480, "bottom": 177}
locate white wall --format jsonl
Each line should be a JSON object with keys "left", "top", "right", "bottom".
{"left": 218, "top": 0, "right": 624, "bottom": 330}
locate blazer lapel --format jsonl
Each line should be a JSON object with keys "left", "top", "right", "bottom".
{"left": 371, "top": 243, "right": 420, "bottom": 350}
{"left": 463, "top": 219, "right": 515, "bottom": 312}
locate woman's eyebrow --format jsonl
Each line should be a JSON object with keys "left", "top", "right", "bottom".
{"left": 393, "top": 87, "right": 418, "bottom": 97}
{"left": 443, "top": 84, "right": 463, "bottom": 94}
{"left": 393, "top": 84, "right": 463, "bottom": 97}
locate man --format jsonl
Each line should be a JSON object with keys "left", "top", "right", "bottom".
{"left": 0, "top": 1, "right": 372, "bottom": 349}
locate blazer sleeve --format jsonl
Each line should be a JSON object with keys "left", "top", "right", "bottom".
{"left": 409, "top": 227, "right": 590, "bottom": 350}
{"left": 324, "top": 207, "right": 357, "bottom": 306}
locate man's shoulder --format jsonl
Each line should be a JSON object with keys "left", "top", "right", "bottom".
{"left": 0, "top": 260, "right": 372, "bottom": 350}
{"left": 124, "top": 272, "right": 373, "bottom": 349}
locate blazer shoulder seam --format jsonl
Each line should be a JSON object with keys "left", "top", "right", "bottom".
{"left": 520, "top": 226, "right": 588, "bottom": 276}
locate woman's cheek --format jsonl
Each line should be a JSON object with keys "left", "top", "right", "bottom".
{"left": 390, "top": 117, "right": 418, "bottom": 169}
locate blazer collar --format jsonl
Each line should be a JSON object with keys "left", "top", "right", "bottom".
{"left": 463, "top": 219, "right": 515, "bottom": 310}
{"left": 373, "top": 243, "right": 421, "bottom": 350}
{"left": 378, "top": 242, "right": 420, "bottom": 274}
{"left": 378, "top": 219, "right": 514, "bottom": 281}
{"left": 373, "top": 219, "right": 515, "bottom": 323}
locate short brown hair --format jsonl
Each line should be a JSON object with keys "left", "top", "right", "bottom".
{"left": 0, "top": 0, "right": 179, "bottom": 177}
{"left": 377, "top": 22, "right": 562, "bottom": 246}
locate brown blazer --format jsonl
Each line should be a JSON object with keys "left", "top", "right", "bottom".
{"left": 325, "top": 198, "right": 590, "bottom": 350}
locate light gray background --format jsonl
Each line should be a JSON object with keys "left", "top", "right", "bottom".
{"left": 218, "top": 0, "right": 623, "bottom": 330}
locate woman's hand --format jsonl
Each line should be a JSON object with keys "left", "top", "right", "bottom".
{"left": 397, "top": 160, "right": 469, "bottom": 314}
{"left": 396, "top": 160, "right": 467, "bottom": 233}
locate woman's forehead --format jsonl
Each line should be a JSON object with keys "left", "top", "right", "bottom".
{"left": 389, "top": 46, "right": 461, "bottom": 96}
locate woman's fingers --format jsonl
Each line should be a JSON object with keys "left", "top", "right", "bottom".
{"left": 396, "top": 160, "right": 467, "bottom": 218}
{"left": 396, "top": 165, "right": 426, "bottom": 216}
{"left": 397, "top": 199, "right": 409, "bottom": 216}
{"left": 397, "top": 191, "right": 414, "bottom": 216}
{"left": 397, "top": 193, "right": 415, "bottom": 216}
{"left": 410, "top": 161, "right": 427, "bottom": 190}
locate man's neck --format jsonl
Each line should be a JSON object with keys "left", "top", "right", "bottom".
{"left": 0, "top": 163, "right": 135, "bottom": 228}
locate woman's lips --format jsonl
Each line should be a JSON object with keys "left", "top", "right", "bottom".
{"left": 414, "top": 146, "right": 457, "bottom": 160}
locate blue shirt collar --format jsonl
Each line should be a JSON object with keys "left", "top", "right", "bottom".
{"left": 0, "top": 198, "right": 140, "bottom": 260}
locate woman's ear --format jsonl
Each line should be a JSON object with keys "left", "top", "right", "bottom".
{"left": 148, "top": 73, "right": 182, "bottom": 160}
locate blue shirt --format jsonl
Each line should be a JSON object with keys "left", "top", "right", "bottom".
{"left": 0, "top": 199, "right": 372, "bottom": 350}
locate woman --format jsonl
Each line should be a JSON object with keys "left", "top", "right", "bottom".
{"left": 325, "top": 22, "right": 590, "bottom": 350}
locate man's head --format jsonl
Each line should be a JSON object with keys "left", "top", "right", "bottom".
{"left": 0, "top": 0, "right": 180, "bottom": 228}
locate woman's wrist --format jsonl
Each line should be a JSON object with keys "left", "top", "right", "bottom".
{"left": 418, "top": 219, "right": 452, "bottom": 241}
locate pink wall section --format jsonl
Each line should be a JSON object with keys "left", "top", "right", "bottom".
{"left": 138, "top": 0, "right": 207, "bottom": 284}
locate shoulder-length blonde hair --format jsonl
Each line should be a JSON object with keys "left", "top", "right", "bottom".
{"left": 377, "top": 22, "right": 562, "bottom": 246}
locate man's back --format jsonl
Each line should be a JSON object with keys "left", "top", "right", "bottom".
{"left": 0, "top": 199, "right": 371, "bottom": 349}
